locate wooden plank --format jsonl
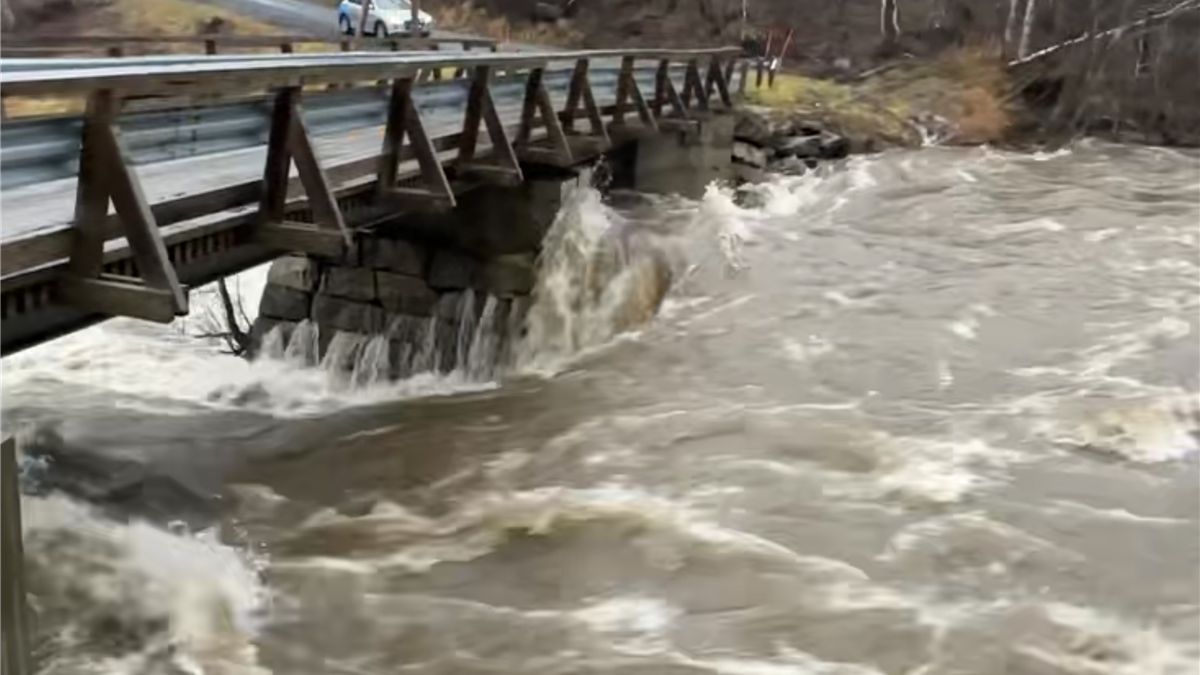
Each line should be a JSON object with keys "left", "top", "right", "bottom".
{"left": 287, "top": 96, "right": 354, "bottom": 246}
{"left": 58, "top": 275, "right": 178, "bottom": 322}
{"left": 457, "top": 66, "right": 489, "bottom": 166}
{"left": 613, "top": 56, "right": 634, "bottom": 126}
{"left": 259, "top": 87, "right": 297, "bottom": 222}
{"left": 255, "top": 220, "right": 345, "bottom": 257}
{"left": 1, "top": 436, "right": 33, "bottom": 675}
{"left": 68, "top": 91, "right": 117, "bottom": 280}
{"left": 683, "top": 59, "right": 710, "bottom": 114}
{"left": 377, "top": 77, "right": 414, "bottom": 190}
{"left": 656, "top": 59, "right": 689, "bottom": 119}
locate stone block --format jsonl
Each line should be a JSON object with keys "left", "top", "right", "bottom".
{"left": 312, "top": 294, "right": 386, "bottom": 334}
{"left": 267, "top": 255, "right": 318, "bottom": 292}
{"left": 362, "top": 237, "right": 427, "bottom": 276}
{"left": 376, "top": 271, "right": 437, "bottom": 317}
{"left": 428, "top": 249, "right": 478, "bottom": 290}
{"left": 480, "top": 253, "right": 537, "bottom": 297}
{"left": 320, "top": 266, "right": 377, "bottom": 302}
{"left": 259, "top": 285, "right": 311, "bottom": 322}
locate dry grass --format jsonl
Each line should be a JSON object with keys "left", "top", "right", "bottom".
{"left": 432, "top": 1, "right": 582, "bottom": 47}
{"left": 745, "top": 46, "right": 1013, "bottom": 147}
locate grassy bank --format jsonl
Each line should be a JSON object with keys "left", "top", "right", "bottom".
{"left": 746, "top": 48, "right": 1013, "bottom": 149}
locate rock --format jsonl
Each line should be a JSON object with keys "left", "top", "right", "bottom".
{"left": 312, "top": 295, "right": 386, "bottom": 334}
{"left": 266, "top": 255, "right": 317, "bottom": 293}
{"left": 819, "top": 134, "right": 851, "bottom": 159}
{"left": 249, "top": 317, "right": 296, "bottom": 353}
{"left": 732, "top": 140, "right": 769, "bottom": 168}
{"left": 376, "top": 271, "right": 437, "bottom": 316}
{"left": 320, "top": 266, "right": 377, "bottom": 302}
{"left": 479, "top": 253, "right": 537, "bottom": 297}
{"left": 258, "top": 285, "right": 311, "bottom": 322}
{"left": 733, "top": 106, "right": 777, "bottom": 146}
{"left": 362, "top": 237, "right": 426, "bottom": 276}
{"left": 773, "top": 134, "right": 825, "bottom": 158}
{"left": 428, "top": 250, "right": 477, "bottom": 290}
{"left": 767, "top": 155, "right": 810, "bottom": 176}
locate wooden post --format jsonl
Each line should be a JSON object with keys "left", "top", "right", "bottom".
{"left": 1, "top": 437, "right": 32, "bottom": 675}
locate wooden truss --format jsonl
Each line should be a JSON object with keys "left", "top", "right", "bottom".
{"left": 255, "top": 86, "right": 354, "bottom": 257}
{"left": 58, "top": 90, "right": 189, "bottom": 323}
{"left": 42, "top": 52, "right": 742, "bottom": 328}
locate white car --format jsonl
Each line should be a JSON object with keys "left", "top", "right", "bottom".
{"left": 337, "top": 0, "right": 434, "bottom": 38}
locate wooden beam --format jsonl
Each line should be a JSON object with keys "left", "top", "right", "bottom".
{"left": 457, "top": 65, "right": 523, "bottom": 185}
{"left": 655, "top": 59, "right": 689, "bottom": 120}
{"left": 255, "top": 220, "right": 346, "bottom": 257}
{"left": 706, "top": 56, "right": 733, "bottom": 109}
{"left": 682, "top": 59, "right": 709, "bottom": 114}
{"left": 738, "top": 60, "right": 749, "bottom": 97}
{"left": 611, "top": 56, "right": 657, "bottom": 136}
{"left": 516, "top": 67, "right": 573, "bottom": 167}
{"left": 1, "top": 437, "right": 33, "bottom": 675}
{"left": 287, "top": 97, "right": 353, "bottom": 246}
{"left": 562, "top": 58, "right": 609, "bottom": 149}
{"left": 58, "top": 275, "right": 178, "bottom": 323}
{"left": 377, "top": 77, "right": 456, "bottom": 206}
{"left": 58, "top": 89, "right": 188, "bottom": 321}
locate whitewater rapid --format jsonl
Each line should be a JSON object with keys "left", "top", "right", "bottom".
{"left": 3, "top": 140, "right": 1198, "bottom": 675}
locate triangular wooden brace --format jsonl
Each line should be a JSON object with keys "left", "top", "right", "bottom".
{"left": 516, "top": 67, "right": 573, "bottom": 167}
{"left": 376, "top": 77, "right": 456, "bottom": 207}
{"left": 60, "top": 90, "right": 188, "bottom": 323}
{"left": 563, "top": 58, "right": 610, "bottom": 146}
{"left": 457, "top": 65, "right": 523, "bottom": 185}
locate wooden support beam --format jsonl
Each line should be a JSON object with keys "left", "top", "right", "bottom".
{"left": 682, "top": 59, "right": 709, "bottom": 114}
{"left": 655, "top": 59, "right": 689, "bottom": 120}
{"left": 377, "top": 77, "right": 456, "bottom": 206}
{"left": 255, "top": 86, "right": 353, "bottom": 256}
{"left": 706, "top": 57, "right": 733, "bottom": 109}
{"left": 738, "top": 60, "right": 749, "bottom": 97}
{"left": 257, "top": 221, "right": 346, "bottom": 258}
{"left": 515, "top": 67, "right": 573, "bottom": 167}
{"left": 611, "top": 56, "right": 657, "bottom": 135}
{"left": 457, "top": 65, "right": 523, "bottom": 185}
{"left": 58, "top": 90, "right": 188, "bottom": 322}
{"left": 562, "top": 58, "right": 610, "bottom": 148}
{"left": 1, "top": 436, "right": 33, "bottom": 675}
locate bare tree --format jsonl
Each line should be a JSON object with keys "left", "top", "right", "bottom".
{"left": 1017, "top": 0, "right": 1037, "bottom": 58}
{"left": 880, "top": 0, "right": 900, "bottom": 45}
{"left": 192, "top": 279, "right": 253, "bottom": 356}
{"left": 1004, "top": 0, "right": 1022, "bottom": 56}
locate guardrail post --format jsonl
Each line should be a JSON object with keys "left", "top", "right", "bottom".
{"left": 204, "top": 38, "right": 218, "bottom": 55}
{"left": 57, "top": 90, "right": 189, "bottom": 323}
{"left": 376, "top": 76, "right": 456, "bottom": 206}
{"left": 254, "top": 86, "right": 353, "bottom": 257}
{"left": 1, "top": 436, "right": 33, "bottom": 675}
{"left": 755, "top": 57, "right": 765, "bottom": 89}
{"left": 457, "top": 65, "right": 523, "bottom": 186}
{"left": 738, "top": 60, "right": 749, "bottom": 97}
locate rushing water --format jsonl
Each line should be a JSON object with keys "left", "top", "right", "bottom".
{"left": 3, "top": 141, "right": 1199, "bottom": 675}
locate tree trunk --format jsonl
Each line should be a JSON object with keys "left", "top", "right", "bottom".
{"left": 880, "top": 0, "right": 900, "bottom": 45}
{"left": 1018, "top": 0, "right": 1037, "bottom": 59}
{"left": 1004, "top": 0, "right": 1022, "bottom": 56}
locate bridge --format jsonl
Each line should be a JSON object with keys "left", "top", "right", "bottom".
{"left": 0, "top": 38, "right": 776, "bottom": 670}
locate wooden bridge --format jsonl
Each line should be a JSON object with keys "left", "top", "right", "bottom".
{"left": 0, "top": 41, "right": 782, "bottom": 671}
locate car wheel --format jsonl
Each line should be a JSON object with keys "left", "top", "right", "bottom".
{"left": 339, "top": 14, "right": 353, "bottom": 35}
{"left": 374, "top": 21, "right": 387, "bottom": 38}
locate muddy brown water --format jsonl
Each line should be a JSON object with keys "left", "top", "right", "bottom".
{"left": 4, "top": 140, "right": 1198, "bottom": 675}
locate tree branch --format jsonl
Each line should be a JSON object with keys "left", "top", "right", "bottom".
{"left": 1008, "top": 0, "right": 1200, "bottom": 67}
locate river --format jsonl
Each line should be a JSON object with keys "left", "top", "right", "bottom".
{"left": 3, "top": 140, "right": 1198, "bottom": 675}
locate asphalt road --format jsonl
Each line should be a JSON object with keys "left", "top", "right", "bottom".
{"left": 193, "top": 0, "right": 542, "bottom": 51}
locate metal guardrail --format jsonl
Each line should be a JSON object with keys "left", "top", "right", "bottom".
{"left": 0, "top": 61, "right": 669, "bottom": 190}
{"left": 0, "top": 32, "right": 499, "bottom": 58}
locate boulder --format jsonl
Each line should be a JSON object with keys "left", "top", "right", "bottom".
{"left": 428, "top": 249, "right": 478, "bottom": 290}
{"left": 259, "top": 285, "right": 311, "bottom": 322}
{"left": 265, "top": 255, "right": 317, "bottom": 293}
{"left": 732, "top": 140, "right": 769, "bottom": 168}
{"left": 479, "top": 253, "right": 537, "bottom": 297}
{"left": 320, "top": 266, "right": 377, "bottom": 302}
{"left": 312, "top": 295, "right": 386, "bottom": 334}
{"left": 773, "top": 134, "right": 825, "bottom": 158}
{"left": 376, "top": 271, "right": 437, "bottom": 316}
{"left": 362, "top": 237, "right": 427, "bottom": 276}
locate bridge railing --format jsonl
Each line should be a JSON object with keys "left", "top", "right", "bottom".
{"left": 0, "top": 47, "right": 752, "bottom": 352}
{"left": 0, "top": 33, "right": 500, "bottom": 59}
